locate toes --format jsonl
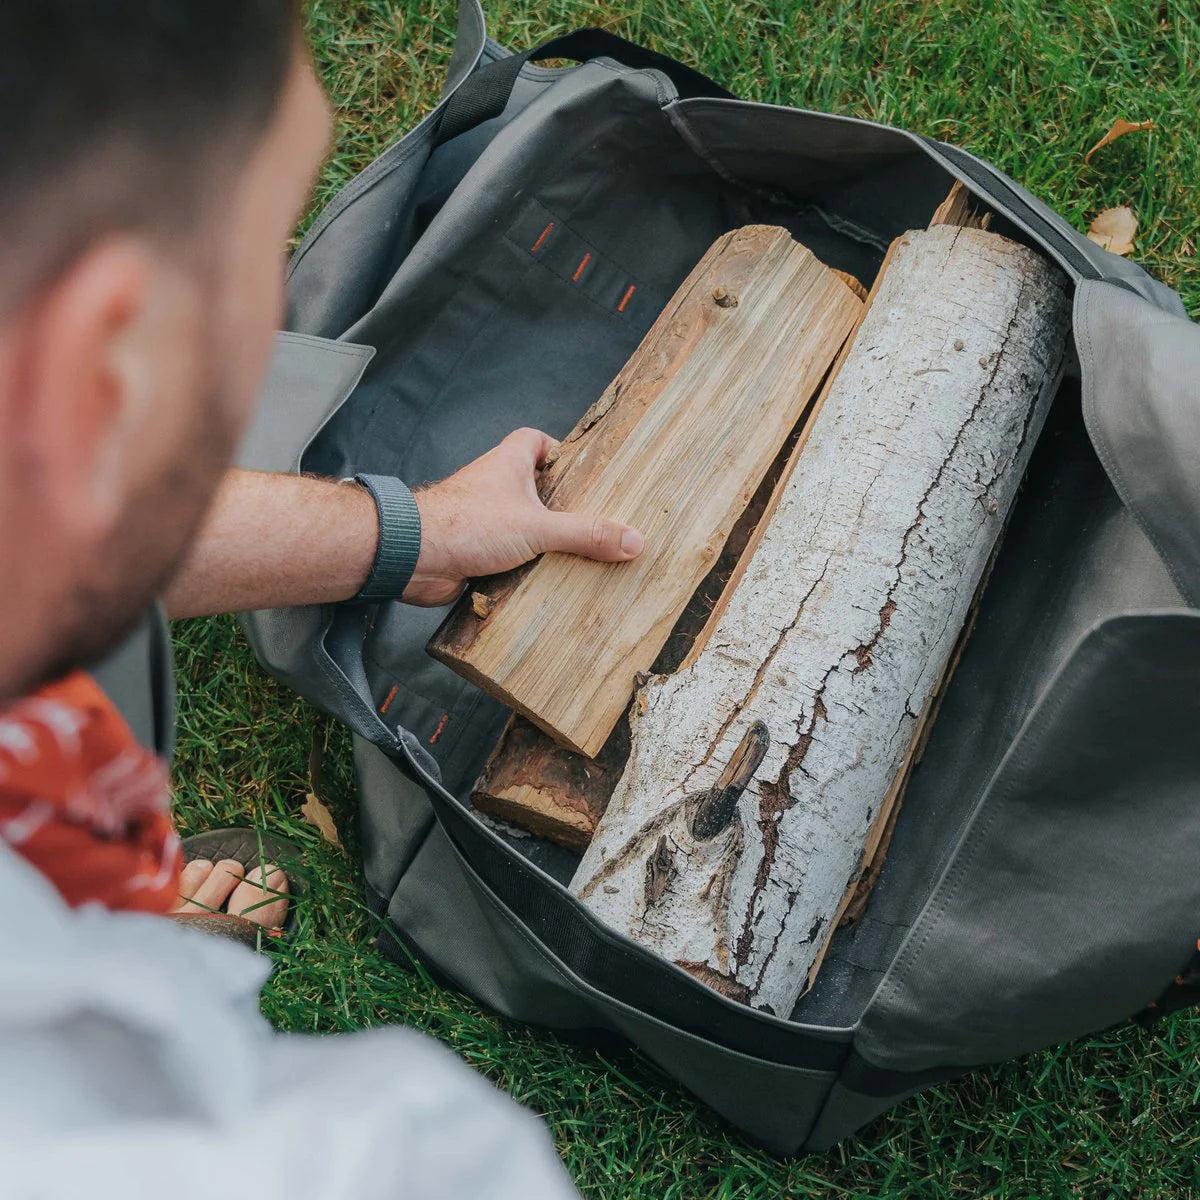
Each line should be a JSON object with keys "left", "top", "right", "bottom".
{"left": 227, "top": 864, "right": 290, "bottom": 930}
{"left": 174, "top": 858, "right": 215, "bottom": 911}
{"left": 176, "top": 857, "right": 245, "bottom": 914}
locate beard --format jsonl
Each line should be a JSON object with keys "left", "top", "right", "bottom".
{"left": 30, "top": 371, "right": 241, "bottom": 692}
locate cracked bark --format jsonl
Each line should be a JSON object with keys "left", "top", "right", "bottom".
{"left": 570, "top": 224, "right": 1071, "bottom": 1015}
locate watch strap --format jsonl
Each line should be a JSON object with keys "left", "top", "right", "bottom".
{"left": 351, "top": 473, "right": 422, "bottom": 602}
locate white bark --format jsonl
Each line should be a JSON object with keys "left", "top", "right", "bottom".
{"left": 570, "top": 226, "right": 1071, "bottom": 1016}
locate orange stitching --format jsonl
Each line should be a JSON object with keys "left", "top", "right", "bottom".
{"left": 379, "top": 685, "right": 398, "bottom": 715}
{"left": 617, "top": 284, "right": 636, "bottom": 312}
{"left": 429, "top": 713, "right": 450, "bottom": 745}
{"left": 572, "top": 252, "right": 592, "bottom": 282}
{"left": 530, "top": 222, "right": 554, "bottom": 253}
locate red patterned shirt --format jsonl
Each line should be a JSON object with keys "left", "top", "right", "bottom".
{"left": 0, "top": 671, "right": 180, "bottom": 911}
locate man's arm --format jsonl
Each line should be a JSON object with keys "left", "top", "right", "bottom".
{"left": 164, "top": 428, "right": 644, "bottom": 618}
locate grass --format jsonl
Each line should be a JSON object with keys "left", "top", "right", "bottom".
{"left": 173, "top": 2, "right": 1200, "bottom": 1195}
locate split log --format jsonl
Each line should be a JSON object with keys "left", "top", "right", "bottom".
{"left": 429, "top": 226, "right": 864, "bottom": 757}
{"left": 471, "top": 425, "right": 799, "bottom": 848}
{"left": 570, "top": 223, "right": 1071, "bottom": 1016}
{"left": 929, "top": 179, "right": 993, "bottom": 231}
{"left": 472, "top": 715, "right": 628, "bottom": 851}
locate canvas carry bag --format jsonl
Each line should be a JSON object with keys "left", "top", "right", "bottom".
{"left": 238, "top": 1, "right": 1200, "bottom": 1153}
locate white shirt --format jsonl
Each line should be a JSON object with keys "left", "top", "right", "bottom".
{"left": 0, "top": 843, "right": 578, "bottom": 1200}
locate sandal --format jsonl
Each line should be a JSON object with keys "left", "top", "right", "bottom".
{"left": 171, "top": 827, "right": 305, "bottom": 948}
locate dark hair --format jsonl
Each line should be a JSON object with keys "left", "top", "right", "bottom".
{"left": 0, "top": 0, "right": 300, "bottom": 308}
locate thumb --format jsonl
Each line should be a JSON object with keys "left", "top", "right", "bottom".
{"left": 539, "top": 510, "right": 645, "bottom": 563}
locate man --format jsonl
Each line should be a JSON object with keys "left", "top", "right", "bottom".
{"left": 0, "top": 2, "right": 644, "bottom": 1194}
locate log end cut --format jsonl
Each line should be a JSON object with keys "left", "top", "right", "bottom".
{"left": 472, "top": 715, "right": 628, "bottom": 851}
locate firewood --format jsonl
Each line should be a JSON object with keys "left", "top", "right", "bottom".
{"left": 929, "top": 179, "right": 993, "bottom": 231}
{"left": 472, "top": 437, "right": 790, "bottom": 848}
{"left": 570, "top": 222, "right": 1071, "bottom": 1015}
{"left": 472, "top": 716, "right": 625, "bottom": 851}
{"left": 819, "top": 189, "right": 996, "bottom": 949}
{"left": 429, "top": 227, "right": 864, "bottom": 757}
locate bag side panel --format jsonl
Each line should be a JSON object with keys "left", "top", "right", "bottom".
{"left": 853, "top": 610, "right": 1200, "bottom": 1073}
{"left": 284, "top": 0, "right": 489, "bottom": 334}
{"left": 235, "top": 332, "right": 374, "bottom": 474}
{"left": 377, "top": 781, "right": 839, "bottom": 1154}
{"left": 803, "top": 1079, "right": 925, "bottom": 1153}
{"left": 668, "top": 99, "right": 954, "bottom": 285}
{"left": 354, "top": 736, "right": 438, "bottom": 906}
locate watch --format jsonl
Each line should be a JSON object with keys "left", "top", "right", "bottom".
{"left": 349, "top": 473, "right": 422, "bottom": 602}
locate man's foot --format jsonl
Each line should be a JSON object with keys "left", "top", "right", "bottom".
{"left": 172, "top": 857, "right": 289, "bottom": 931}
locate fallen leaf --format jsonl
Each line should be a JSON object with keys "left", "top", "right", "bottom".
{"left": 301, "top": 791, "right": 342, "bottom": 848}
{"left": 1087, "top": 206, "right": 1138, "bottom": 256}
{"left": 1084, "top": 118, "right": 1154, "bottom": 165}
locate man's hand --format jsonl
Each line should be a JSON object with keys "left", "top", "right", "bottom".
{"left": 404, "top": 427, "right": 644, "bottom": 607}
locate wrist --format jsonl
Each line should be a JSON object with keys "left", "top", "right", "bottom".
{"left": 408, "top": 485, "right": 449, "bottom": 577}
{"left": 402, "top": 482, "right": 468, "bottom": 607}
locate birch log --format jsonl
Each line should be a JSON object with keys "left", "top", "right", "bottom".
{"left": 570, "top": 225, "right": 1071, "bottom": 1016}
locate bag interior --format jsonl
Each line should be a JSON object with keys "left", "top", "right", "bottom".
{"left": 301, "top": 65, "right": 1184, "bottom": 1029}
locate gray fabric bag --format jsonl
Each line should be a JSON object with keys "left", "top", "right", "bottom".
{"left": 239, "top": 2, "right": 1200, "bottom": 1153}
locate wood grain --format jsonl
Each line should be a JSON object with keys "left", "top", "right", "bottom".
{"left": 929, "top": 179, "right": 992, "bottom": 230}
{"left": 429, "top": 226, "right": 863, "bottom": 756}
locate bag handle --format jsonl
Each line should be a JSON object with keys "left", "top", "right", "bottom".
{"left": 434, "top": 28, "right": 733, "bottom": 146}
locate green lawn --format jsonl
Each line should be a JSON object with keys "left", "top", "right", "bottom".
{"left": 172, "top": 2, "right": 1200, "bottom": 1195}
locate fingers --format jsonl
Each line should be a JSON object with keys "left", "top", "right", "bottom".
{"left": 174, "top": 857, "right": 245, "bottom": 914}
{"left": 499, "top": 426, "right": 560, "bottom": 469}
{"left": 538, "top": 510, "right": 645, "bottom": 563}
{"left": 502, "top": 430, "right": 643, "bottom": 562}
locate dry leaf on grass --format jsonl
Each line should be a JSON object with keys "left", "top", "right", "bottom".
{"left": 1085, "top": 118, "right": 1154, "bottom": 165}
{"left": 301, "top": 791, "right": 343, "bottom": 848}
{"left": 1087, "top": 206, "right": 1138, "bottom": 256}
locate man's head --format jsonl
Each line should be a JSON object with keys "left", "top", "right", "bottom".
{"left": 0, "top": 2, "right": 330, "bottom": 700}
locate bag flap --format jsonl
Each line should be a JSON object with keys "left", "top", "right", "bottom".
{"left": 1077, "top": 279, "right": 1200, "bottom": 607}
{"left": 236, "top": 331, "right": 374, "bottom": 473}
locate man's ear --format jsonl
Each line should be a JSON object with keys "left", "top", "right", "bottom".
{"left": 15, "top": 237, "right": 153, "bottom": 542}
